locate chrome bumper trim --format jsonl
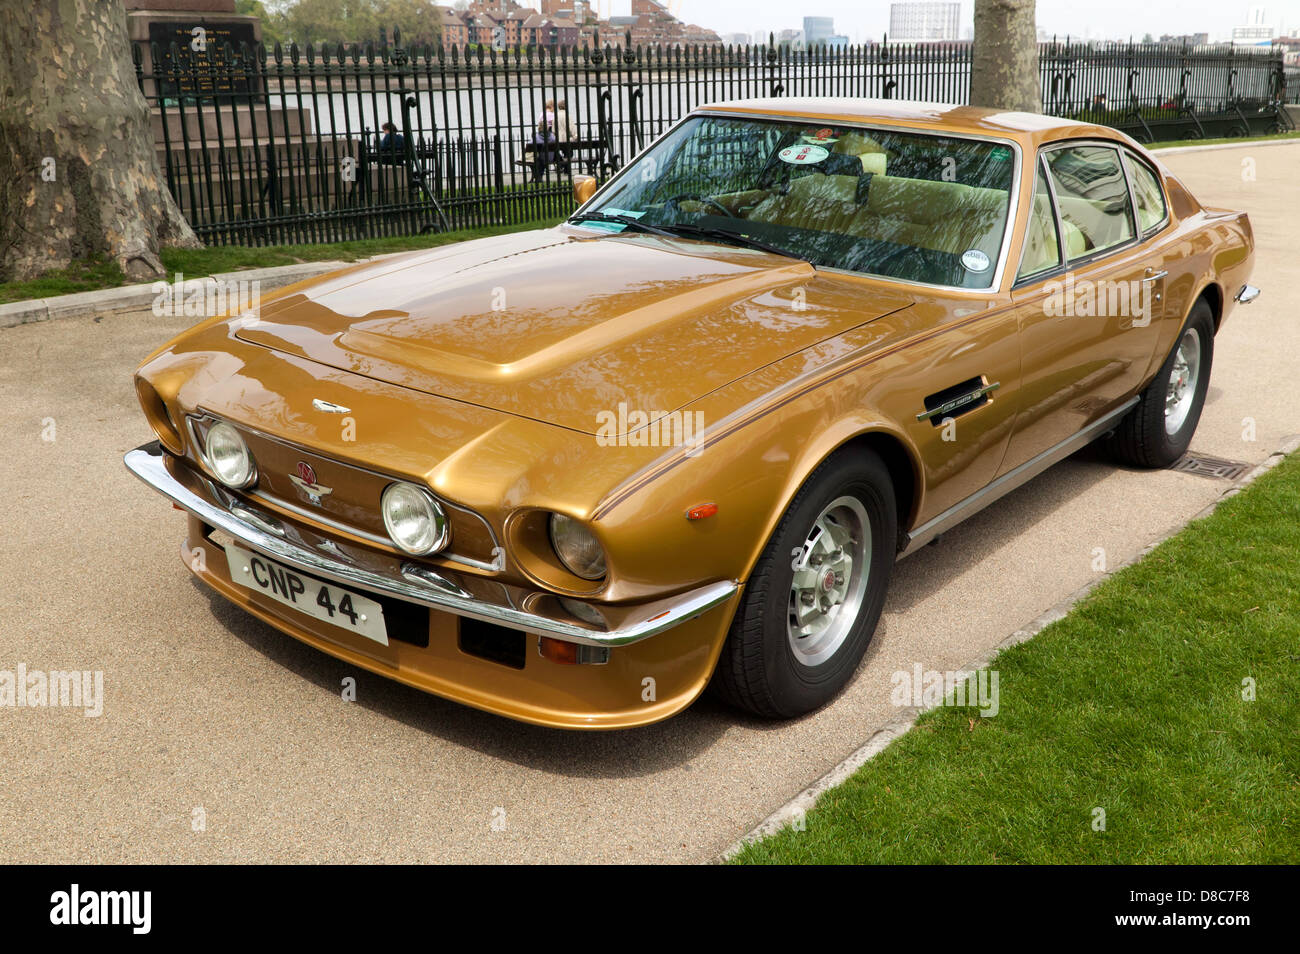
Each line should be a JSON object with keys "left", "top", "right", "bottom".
{"left": 900, "top": 397, "right": 1140, "bottom": 556}
{"left": 1234, "top": 284, "right": 1260, "bottom": 304}
{"left": 124, "top": 442, "right": 737, "bottom": 648}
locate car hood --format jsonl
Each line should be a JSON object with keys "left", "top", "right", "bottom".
{"left": 236, "top": 227, "right": 912, "bottom": 435}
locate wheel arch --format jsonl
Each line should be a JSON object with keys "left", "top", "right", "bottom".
{"left": 1197, "top": 280, "right": 1224, "bottom": 333}
{"left": 736, "top": 422, "right": 923, "bottom": 585}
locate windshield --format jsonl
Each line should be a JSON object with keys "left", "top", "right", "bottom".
{"left": 575, "top": 114, "right": 1018, "bottom": 289}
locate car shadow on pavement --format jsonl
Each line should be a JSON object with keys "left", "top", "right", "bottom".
{"left": 191, "top": 578, "right": 743, "bottom": 777}
{"left": 882, "top": 447, "right": 1117, "bottom": 615}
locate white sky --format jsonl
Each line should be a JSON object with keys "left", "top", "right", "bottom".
{"left": 570, "top": 1, "right": 1299, "bottom": 44}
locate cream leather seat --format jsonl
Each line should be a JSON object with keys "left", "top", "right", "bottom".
{"left": 747, "top": 172, "right": 1010, "bottom": 260}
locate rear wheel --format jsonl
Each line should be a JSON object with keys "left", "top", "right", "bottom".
{"left": 1107, "top": 298, "right": 1215, "bottom": 468}
{"left": 711, "top": 448, "right": 896, "bottom": 719}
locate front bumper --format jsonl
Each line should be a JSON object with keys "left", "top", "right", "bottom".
{"left": 124, "top": 441, "right": 736, "bottom": 648}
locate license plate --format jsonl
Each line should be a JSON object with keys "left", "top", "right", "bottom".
{"left": 223, "top": 542, "right": 389, "bottom": 646}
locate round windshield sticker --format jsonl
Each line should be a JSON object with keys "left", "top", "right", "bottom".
{"left": 961, "top": 249, "right": 991, "bottom": 272}
{"left": 778, "top": 144, "right": 829, "bottom": 165}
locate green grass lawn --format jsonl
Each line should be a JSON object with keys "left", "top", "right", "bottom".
{"left": 734, "top": 452, "right": 1300, "bottom": 865}
{"left": 1148, "top": 130, "right": 1300, "bottom": 150}
{"left": 0, "top": 216, "right": 565, "bottom": 305}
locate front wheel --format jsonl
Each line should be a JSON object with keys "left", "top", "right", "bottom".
{"left": 1107, "top": 298, "right": 1215, "bottom": 468}
{"left": 710, "top": 448, "right": 896, "bottom": 719}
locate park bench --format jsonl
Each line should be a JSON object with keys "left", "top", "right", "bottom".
{"left": 516, "top": 138, "right": 619, "bottom": 178}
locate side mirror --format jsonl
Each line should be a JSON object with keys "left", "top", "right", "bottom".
{"left": 572, "top": 174, "right": 597, "bottom": 206}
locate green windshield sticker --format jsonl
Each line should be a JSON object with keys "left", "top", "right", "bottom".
{"left": 580, "top": 207, "right": 645, "bottom": 233}
{"left": 991, "top": 146, "right": 1012, "bottom": 161}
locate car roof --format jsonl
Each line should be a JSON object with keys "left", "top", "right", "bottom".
{"left": 699, "top": 97, "right": 1124, "bottom": 146}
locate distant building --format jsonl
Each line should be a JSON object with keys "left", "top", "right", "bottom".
{"left": 777, "top": 28, "right": 806, "bottom": 49}
{"left": 1232, "top": 7, "right": 1275, "bottom": 42}
{"left": 1158, "top": 32, "right": 1210, "bottom": 46}
{"left": 437, "top": 6, "right": 468, "bottom": 47}
{"left": 803, "top": 17, "right": 835, "bottom": 47}
{"left": 825, "top": 35, "right": 850, "bottom": 49}
{"left": 889, "top": 2, "right": 960, "bottom": 42}
{"left": 624, "top": 0, "right": 721, "bottom": 47}
{"left": 431, "top": 0, "right": 718, "bottom": 49}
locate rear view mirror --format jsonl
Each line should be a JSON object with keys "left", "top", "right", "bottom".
{"left": 572, "top": 175, "right": 597, "bottom": 206}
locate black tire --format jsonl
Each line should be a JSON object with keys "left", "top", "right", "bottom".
{"left": 710, "top": 448, "right": 897, "bottom": 719}
{"left": 1107, "top": 298, "right": 1215, "bottom": 468}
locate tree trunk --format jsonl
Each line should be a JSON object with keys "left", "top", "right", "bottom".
{"left": 0, "top": 0, "right": 200, "bottom": 283}
{"left": 970, "top": 0, "right": 1041, "bottom": 114}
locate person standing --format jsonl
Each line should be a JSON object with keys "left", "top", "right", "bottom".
{"left": 555, "top": 100, "right": 576, "bottom": 174}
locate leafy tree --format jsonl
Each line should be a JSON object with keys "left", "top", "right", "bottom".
{"left": 375, "top": 0, "right": 443, "bottom": 46}
{"left": 259, "top": 0, "right": 441, "bottom": 48}
{"left": 268, "top": 0, "right": 381, "bottom": 46}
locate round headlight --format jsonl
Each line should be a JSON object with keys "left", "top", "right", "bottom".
{"left": 548, "top": 513, "right": 607, "bottom": 580}
{"left": 381, "top": 482, "right": 449, "bottom": 555}
{"left": 204, "top": 421, "right": 256, "bottom": 488}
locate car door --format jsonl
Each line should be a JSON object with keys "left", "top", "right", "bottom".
{"left": 998, "top": 141, "right": 1169, "bottom": 473}
{"left": 892, "top": 296, "right": 1024, "bottom": 522}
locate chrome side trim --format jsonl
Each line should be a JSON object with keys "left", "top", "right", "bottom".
{"left": 900, "top": 397, "right": 1139, "bottom": 557}
{"left": 124, "top": 443, "right": 736, "bottom": 648}
{"left": 1235, "top": 284, "right": 1260, "bottom": 304}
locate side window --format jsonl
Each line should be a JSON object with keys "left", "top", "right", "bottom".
{"left": 1043, "top": 145, "right": 1136, "bottom": 262}
{"left": 1124, "top": 151, "right": 1167, "bottom": 234}
{"left": 1016, "top": 162, "right": 1062, "bottom": 282}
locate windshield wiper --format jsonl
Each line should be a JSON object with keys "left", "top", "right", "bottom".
{"left": 570, "top": 214, "right": 808, "bottom": 264}
{"left": 657, "top": 223, "right": 808, "bottom": 262}
{"left": 568, "top": 212, "right": 676, "bottom": 237}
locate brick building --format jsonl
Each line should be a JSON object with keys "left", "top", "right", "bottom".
{"left": 434, "top": 1, "right": 720, "bottom": 49}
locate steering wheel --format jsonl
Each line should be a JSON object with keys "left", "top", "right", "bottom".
{"left": 664, "top": 193, "right": 737, "bottom": 217}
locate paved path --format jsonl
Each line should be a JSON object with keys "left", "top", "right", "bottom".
{"left": 1, "top": 144, "right": 1296, "bottom": 863}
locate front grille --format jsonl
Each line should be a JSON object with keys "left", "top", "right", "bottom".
{"left": 188, "top": 414, "right": 501, "bottom": 568}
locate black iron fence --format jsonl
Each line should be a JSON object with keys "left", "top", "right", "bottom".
{"left": 132, "top": 34, "right": 1290, "bottom": 247}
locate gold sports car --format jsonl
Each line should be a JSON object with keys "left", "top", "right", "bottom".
{"left": 126, "top": 99, "right": 1258, "bottom": 729}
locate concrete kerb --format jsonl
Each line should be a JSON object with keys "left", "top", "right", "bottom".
{"left": 0, "top": 260, "right": 354, "bottom": 330}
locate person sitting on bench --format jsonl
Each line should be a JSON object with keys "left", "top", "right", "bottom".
{"left": 531, "top": 100, "right": 558, "bottom": 182}
{"left": 376, "top": 122, "right": 406, "bottom": 164}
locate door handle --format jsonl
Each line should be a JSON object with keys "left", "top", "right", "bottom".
{"left": 917, "top": 382, "right": 1001, "bottom": 422}
{"left": 1141, "top": 270, "right": 1168, "bottom": 283}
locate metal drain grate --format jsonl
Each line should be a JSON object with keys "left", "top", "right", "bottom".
{"left": 1171, "top": 453, "right": 1251, "bottom": 481}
